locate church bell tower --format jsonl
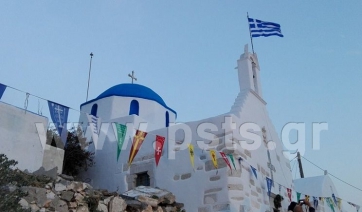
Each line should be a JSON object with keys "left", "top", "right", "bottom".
{"left": 236, "top": 44, "right": 263, "bottom": 97}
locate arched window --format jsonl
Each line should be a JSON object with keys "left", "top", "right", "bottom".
{"left": 165, "top": 111, "right": 169, "bottom": 127}
{"left": 91, "top": 104, "right": 98, "bottom": 116}
{"left": 129, "top": 100, "right": 139, "bottom": 115}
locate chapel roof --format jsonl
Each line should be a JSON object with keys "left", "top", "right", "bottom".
{"left": 80, "top": 83, "right": 176, "bottom": 114}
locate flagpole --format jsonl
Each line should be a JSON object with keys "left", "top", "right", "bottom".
{"left": 86, "top": 52, "right": 94, "bottom": 102}
{"left": 247, "top": 12, "right": 255, "bottom": 54}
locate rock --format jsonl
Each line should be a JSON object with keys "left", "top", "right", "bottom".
{"left": 58, "top": 174, "right": 74, "bottom": 181}
{"left": 103, "top": 196, "right": 112, "bottom": 205}
{"left": 97, "top": 202, "right": 108, "bottom": 212}
{"left": 21, "top": 186, "right": 48, "bottom": 207}
{"left": 155, "top": 206, "right": 164, "bottom": 212}
{"left": 74, "top": 193, "right": 85, "bottom": 203}
{"left": 46, "top": 182, "right": 53, "bottom": 189}
{"left": 54, "top": 183, "right": 67, "bottom": 192}
{"left": 108, "top": 196, "right": 127, "bottom": 212}
{"left": 125, "top": 199, "right": 148, "bottom": 210}
{"left": 163, "top": 206, "right": 176, "bottom": 212}
{"left": 46, "top": 191, "right": 56, "bottom": 200}
{"left": 141, "top": 205, "right": 153, "bottom": 212}
{"left": 137, "top": 195, "right": 159, "bottom": 207}
{"left": 18, "top": 198, "right": 29, "bottom": 209}
{"left": 76, "top": 205, "right": 90, "bottom": 212}
{"left": 29, "top": 203, "right": 40, "bottom": 211}
{"left": 160, "top": 193, "right": 175, "bottom": 204}
{"left": 67, "top": 182, "right": 84, "bottom": 192}
{"left": 50, "top": 196, "right": 69, "bottom": 212}
{"left": 102, "top": 190, "right": 118, "bottom": 196}
{"left": 83, "top": 182, "right": 93, "bottom": 190}
{"left": 61, "top": 190, "right": 74, "bottom": 201}
{"left": 68, "top": 201, "right": 78, "bottom": 209}
{"left": 43, "top": 199, "right": 52, "bottom": 208}
{"left": 171, "top": 202, "right": 184, "bottom": 209}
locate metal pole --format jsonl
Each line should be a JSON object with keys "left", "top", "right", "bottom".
{"left": 297, "top": 152, "right": 305, "bottom": 178}
{"left": 247, "top": 12, "right": 255, "bottom": 54}
{"left": 86, "top": 52, "right": 93, "bottom": 101}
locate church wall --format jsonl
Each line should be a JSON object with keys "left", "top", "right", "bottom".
{"left": 0, "top": 102, "right": 47, "bottom": 172}
{"left": 229, "top": 91, "right": 294, "bottom": 211}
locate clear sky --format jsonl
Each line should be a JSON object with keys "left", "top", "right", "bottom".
{"left": 1, "top": 0, "right": 362, "bottom": 207}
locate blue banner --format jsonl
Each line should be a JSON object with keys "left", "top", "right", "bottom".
{"left": 332, "top": 193, "right": 337, "bottom": 205}
{"left": 250, "top": 165, "right": 257, "bottom": 179}
{"left": 48, "top": 101, "right": 69, "bottom": 143}
{"left": 313, "top": 196, "right": 319, "bottom": 209}
{"left": 0, "top": 83, "right": 6, "bottom": 99}
{"left": 266, "top": 177, "right": 273, "bottom": 196}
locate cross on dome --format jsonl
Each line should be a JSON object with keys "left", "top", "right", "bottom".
{"left": 128, "top": 71, "right": 137, "bottom": 84}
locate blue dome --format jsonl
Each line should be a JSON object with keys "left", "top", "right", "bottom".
{"left": 81, "top": 83, "right": 176, "bottom": 115}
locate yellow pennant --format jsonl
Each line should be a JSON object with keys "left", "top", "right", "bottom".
{"left": 188, "top": 144, "right": 195, "bottom": 169}
{"left": 320, "top": 197, "right": 324, "bottom": 204}
{"left": 337, "top": 198, "right": 342, "bottom": 210}
{"left": 210, "top": 149, "right": 218, "bottom": 169}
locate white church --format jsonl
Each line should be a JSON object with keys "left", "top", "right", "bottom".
{"left": 78, "top": 45, "right": 294, "bottom": 212}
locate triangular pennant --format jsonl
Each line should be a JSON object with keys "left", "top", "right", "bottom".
{"left": 114, "top": 123, "right": 127, "bottom": 161}
{"left": 219, "top": 152, "right": 232, "bottom": 171}
{"left": 337, "top": 198, "right": 342, "bottom": 210}
{"left": 313, "top": 196, "right": 318, "bottom": 209}
{"left": 0, "top": 83, "right": 6, "bottom": 99}
{"left": 227, "top": 154, "right": 237, "bottom": 170}
{"left": 250, "top": 165, "right": 257, "bottom": 179}
{"left": 326, "top": 197, "right": 335, "bottom": 212}
{"left": 155, "top": 135, "right": 165, "bottom": 166}
{"left": 296, "top": 192, "right": 301, "bottom": 202}
{"left": 188, "top": 144, "right": 195, "bottom": 169}
{"left": 332, "top": 193, "right": 338, "bottom": 206}
{"left": 47, "top": 101, "right": 69, "bottom": 145}
{"left": 287, "top": 188, "right": 292, "bottom": 202}
{"left": 266, "top": 177, "right": 273, "bottom": 196}
{"left": 210, "top": 150, "right": 218, "bottom": 169}
{"left": 128, "top": 130, "right": 147, "bottom": 166}
{"left": 320, "top": 197, "right": 324, "bottom": 204}
{"left": 87, "top": 114, "right": 100, "bottom": 146}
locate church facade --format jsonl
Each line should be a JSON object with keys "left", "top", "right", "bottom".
{"left": 79, "top": 45, "right": 293, "bottom": 212}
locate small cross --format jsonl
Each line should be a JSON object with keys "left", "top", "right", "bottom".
{"left": 128, "top": 70, "right": 137, "bottom": 84}
{"left": 156, "top": 147, "right": 162, "bottom": 155}
{"left": 54, "top": 104, "right": 64, "bottom": 127}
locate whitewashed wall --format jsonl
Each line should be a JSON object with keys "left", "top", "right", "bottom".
{"left": 0, "top": 102, "right": 47, "bottom": 172}
{"left": 80, "top": 96, "right": 176, "bottom": 131}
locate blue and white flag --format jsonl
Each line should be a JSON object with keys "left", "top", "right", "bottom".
{"left": 332, "top": 193, "right": 338, "bottom": 206}
{"left": 0, "top": 83, "right": 6, "bottom": 100}
{"left": 248, "top": 17, "right": 283, "bottom": 38}
{"left": 313, "top": 196, "right": 319, "bottom": 209}
{"left": 48, "top": 101, "right": 69, "bottom": 143}
{"left": 266, "top": 177, "right": 273, "bottom": 196}
{"left": 250, "top": 165, "right": 257, "bottom": 179}
{"left": 87, "top": 113, "right": 101, "bottom": 146}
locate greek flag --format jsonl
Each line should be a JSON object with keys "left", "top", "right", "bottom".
{"left": 248, "top": 17, "right": 283, "bottom": 38}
